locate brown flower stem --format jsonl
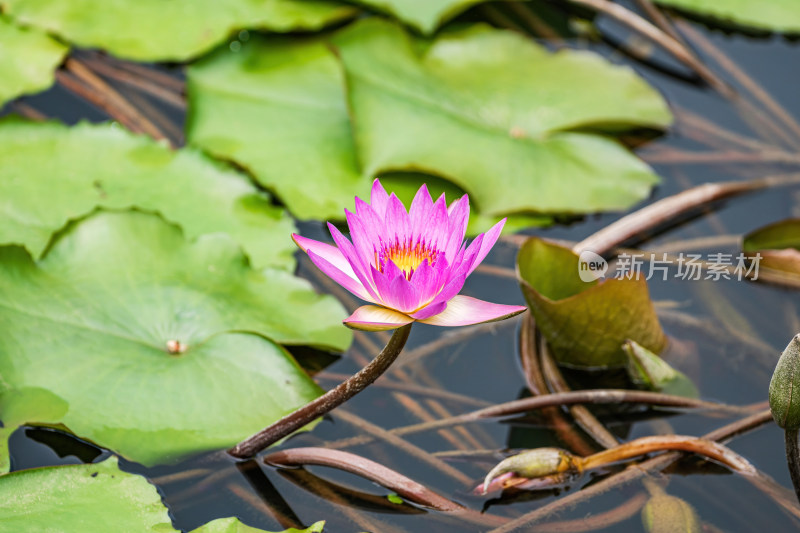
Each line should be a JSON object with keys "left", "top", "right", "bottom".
{"left": 520, "top": 315, "right": 599, "bottom": 456}
{"left": 79, "top": 55, "right": 186, "bottom": 109}
{"left": 57, "top": 58, "right": 169, "bottom": 143}
{"left": 539, "top": 335, "right": 619, "bottom": 449}
{"left": 785, "top": 428, "right": 800, "bottom": 505}
{"left": 229, "top": 324, "right": 412, "bottom": 458}
{"left": 265, "top": 447, "right": 463, "bottom": 511}
{"left": 566, "top": 0, "right": 731, "bottom": 95}
{"left": 579, "top": 435, "right": 756, "bottom": 473}
{"left": 574, "top": 173, "right": 800, "bottom": 256}
{"left": 325, "top": 388, "right": 759, "bottom": 450}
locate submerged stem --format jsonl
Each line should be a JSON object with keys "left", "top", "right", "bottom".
{"left": 785, "top": 428, "right": 800, "bottom": 505}
{"left": 229, "top": 324, "right": 412, "bottom": 458}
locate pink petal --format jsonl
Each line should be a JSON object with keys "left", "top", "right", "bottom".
{"left": 344, "top": 209, "right": 379, "bottom": 270}
{"left": 307, "top": 250, "right": 373, "bottom": 302}
{"left": 409, "top": 184, "right": 433, "bottom": 238}
{"left": 370, "top": 179, "right": 390, "bottom": 218}
{"left": 389, "top": 274, "right": 418, "bottom": 313}
{"left": 419, "top": 295, "right": 526, "bottom": 327}
{"left": 327, "top": 222, "right": 380, "bottom": 301}
{"left": 409, "top": 300, "right": 447, "bottom": 320}
{"left": 427, "top": 194, "right": 450, "bottom": 251}
{"left": 344, "top": 305, "right": 414, "bottom": 331}
{"left": 444, "top": 195, "right": 469, "bottom": 262}
{"left": 467, "top": 219, "right": 506, "bottom": 276}
{"left": 292, "top": 233, "right": 355, "bottom": 279}
{"left": 385, "top": 193, "right": 411, "bottom": 241}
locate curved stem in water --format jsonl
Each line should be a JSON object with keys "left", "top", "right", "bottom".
{"left": 229, "top": 324, "right": 412, "bottom": 458}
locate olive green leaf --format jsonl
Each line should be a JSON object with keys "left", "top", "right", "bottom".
{"left": 517, "top": 238, "right": 666, "bottom": 368}
{"left": 0, "top": 16, "right": 67, "bottom": 107}
{"left": 656, "top": 0, "right": 800, "bottom": 33}
{"left": 0, "top": 457, "right": 174, "bottom": 532}
{"left": 0, "top": 118, "right": 296, "bottom": 271}
{"left": 0, "top": 210, "right": 350, "bottom": 466}
{"left": 743, "top": 218, "right": 800, "bottom": 275}
{"left": 187, "top": 35, "right": 371, "bottom": 222}
{"left": 623, "top": 340, "right": 698, "bottom": 398}
{"left": 1, "top": 0, "right": 356, "bottom": 61}
{"left": 192, "top": 518, "right": 325, "bottom": 533}
{"left": 333, "top": 19, "right": 672, "bottom": 218}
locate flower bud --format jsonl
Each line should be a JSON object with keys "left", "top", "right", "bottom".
{"left": 769, "top": 334, "right": 800, "bottom": 430}
{"left": 482, "top": 448, "right": 581, "bottom": 494}
{"left": 642, "top": 492, "right": 701, "bottom": 533}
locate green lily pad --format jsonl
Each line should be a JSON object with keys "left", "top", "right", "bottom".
{"left": 743, "top": 218, "right": 800, "bottom": 274}
{"left": 0, "top": 16, "right": 67, "bottom": 108}
{"left": 350, "top": 0, "right": 497, "bottom": 33}
{"left": 192, "top": 517, "right": 325, "bottom": 533}
{"left": 517, "top": 238, "right": 666, "bottom": 368}
{"left": 0, "top": 118, "right": 296, "bottom": 271}
{"left": 0, "top": 210, "right": 350, "bottom": 466}
{"left": 0, "top": 457, "right": 174, "bottom": 532}
{"left": 187, "top": 35, "right": 371, "bottom": 222}
{"left": 333, "top": 20, "right": 672, "bottom": 218}
{"left": 656, "top": 0, "right": 800, "bottom": 33}
{"left": 1, "top": 0, "right": 356, "bottom": 61}
{"left": 623, "top": 340, "right": 698, "bottom": 398}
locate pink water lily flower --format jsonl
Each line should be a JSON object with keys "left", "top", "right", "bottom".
{"left": 293, "top": 180, "right": 527, "bottom": 331}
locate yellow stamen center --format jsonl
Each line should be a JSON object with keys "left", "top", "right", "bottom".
{"left": 376, "top": 238, "right": 439, "bottom": 280}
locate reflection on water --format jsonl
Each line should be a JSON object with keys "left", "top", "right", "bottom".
{"left": 5, "top": 4, "right": 800, "bottom": 532}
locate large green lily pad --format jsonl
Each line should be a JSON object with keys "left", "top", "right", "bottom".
{"left": 517, "top": 238, "right": 666, "bottom": 368}
{"left": 0, "top": 16, "right": 67, "bottom": 108}
{"left": 0, "top": 457, "right": 173, "bottom": 532}
{"left": 656, "top": 0, "right": 800, "bottom": 33}
{"left": 0, "top": 0, "right": 356, "bottom": 61}
{"left": 187, "top": 36, "right": 371, "bottom": 222}
{"left": 0, "top": 210, "right": 350, "bottom": 466}
{"left": 333, "top": 20, "right": 672, "bottom": 218}
{"left": 0, "top": 118, "right": 296, "bottom": 271}
{"left": 350, "top": 0, "right": 495, "bottom": 33}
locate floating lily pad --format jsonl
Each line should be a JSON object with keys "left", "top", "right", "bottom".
{"left": 192, "top": 518, "right": 325, "bottom": 533}
{"left": 656, "top": 0, "right": 800, "bottom": 33}
{"left": 0, "top": 210, "right": 350, "bottom": 466}
{"left": 0, "top": 118, "right": 296, "bottom": 271}
{"left": 0, "top": 16, "right": 67, "bottom": 108}
{"left": 187, "top": 35, "right": 371, "bottom": 222}
{"left": 333, "top": 20, "right": 672, "bottom": 218}
{"left": 743, "top": 218, "right": 800, "bottom": 274}
{"left": 0, "top": 457, "right": 173, "bottom": 532}
{"left": 517, "top": 238, "right": 666, "bottom": 368}
{"left": 350, "top": 0, "right": 495, "bottom": 33}
{"left": 1, "top": 0, "right": 356, "bottom": 61}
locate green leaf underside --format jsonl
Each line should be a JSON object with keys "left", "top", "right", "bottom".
{"left": 333, "top": 20, "right": 672, "bottom": 217}
{"left": 656, "top": 0, "right": 800, "bottom": 33}
{"left": 191, "top": 517, "right": 325, "bottom": 533}
{"left": 0, "top": 458, "right": 173, "bottom": 532}
{"left": 517, "top": 238, "right": 666, "bottom": 368}
{"left": 1, "top": 0, "right": 356, "bottom": 61}
{"left": 0, "top": 118, "right": 295, "bottom": 271}
{"left": 351, "top": 0, "right": 498, "bottom": 33}
{"left": 0, "top": 16, "right": 67, "bottom": 107}
{"left": 187, "top": 35, "right": 372, "bottom": 222}
{"left": 0, "top": 210, "right": 350, "bottom": 466}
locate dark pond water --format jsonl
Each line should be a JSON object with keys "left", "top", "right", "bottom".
{"left": 4, "top": 2, "right": 800, "bottom": 532}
